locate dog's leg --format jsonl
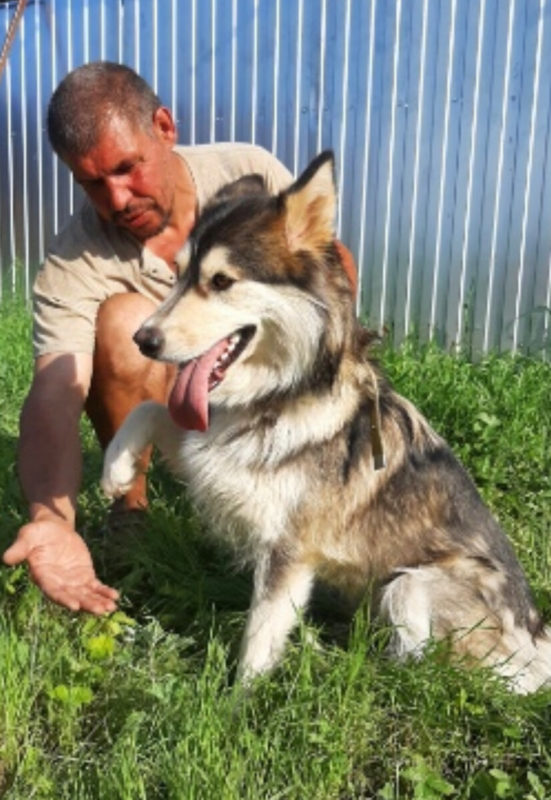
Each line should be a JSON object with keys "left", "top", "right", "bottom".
{"left": 379, "top": 568, "right": 433, "bottom": 658}
{"left": 101, "top": 401, "right": 176, "bottom": 498}
{"left": 381, "top": 563, "right": 551, "bottom": 693}
{"left": 237, "top": 551, "right": 314, "bottom": 683}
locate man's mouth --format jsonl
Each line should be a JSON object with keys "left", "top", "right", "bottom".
{"left": 114, "top": 204, "right": 156, "bottom": 229}
{"left": 168, "top": 325, "right": 256, "bottom": 431}
{"left": 121, "top": 209, "right": 152, "bottom": 227}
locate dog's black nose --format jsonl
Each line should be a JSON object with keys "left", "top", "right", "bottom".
{"left": 133, "top": 325, "right": 164, "bottom": 358}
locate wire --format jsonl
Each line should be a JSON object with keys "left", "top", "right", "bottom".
{"left": 0, "top": 0, "right": 28, "bottom": 84}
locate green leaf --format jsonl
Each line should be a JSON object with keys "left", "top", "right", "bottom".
{"left": 404, "top": 756, "right": 455, "bottom": 798}
{"left": 527, "top": 771, "right": 546, "bottom": 800}
{"left": 502, "top": 725, "right": 522, "bottom": 740}
{"left": 48, "top": 684, "right": 94, "bottom": 707}
{"left": 489, "top": 769, "right": 514, "bottom": 798}
{"left": 378, "top": 783, "right": 394, "bottom": 800}
{"left": 84, "top": 633, "right": 115, "bottom": 660}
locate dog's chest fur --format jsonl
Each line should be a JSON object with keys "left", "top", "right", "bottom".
{"left": 163, "top": 368, "right": 524, "bottom": 599}
{"left": 164, "top": 375, "right": 412, "bottom": 579}
{"left": 172, "top": 402, "right": 334, "bottom": 556}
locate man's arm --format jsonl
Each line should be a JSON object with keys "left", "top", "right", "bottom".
{"left": 19, "top": 352, "right": 90, "bottom": 524}
{"left": 3, "top": 352, "right": 119, "bottom": 614}
{"left": 335, "top": 240, "right": 357, "bottom": 295}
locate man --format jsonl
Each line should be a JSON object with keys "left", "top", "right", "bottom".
{"left": 2, "top": 62, "right": 356, "bottom": 615}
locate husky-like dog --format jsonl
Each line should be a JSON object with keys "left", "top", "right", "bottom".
{"left": 102, "top": 152, "right": 551, "bottom": 692}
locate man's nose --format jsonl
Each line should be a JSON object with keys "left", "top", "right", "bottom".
{"left": 105, "top": 176, "right": 132, "bottom": 212}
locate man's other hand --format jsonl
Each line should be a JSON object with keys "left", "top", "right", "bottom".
{"left": 3, "top": 519, "right": 119, "bottom": 614}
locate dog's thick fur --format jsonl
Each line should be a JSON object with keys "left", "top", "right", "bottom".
{"left": 102, "top": 152, "right": 551, "bottom": 692}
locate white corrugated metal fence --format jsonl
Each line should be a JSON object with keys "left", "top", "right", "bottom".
{"left": 1, "top": 0, "right": 551, "bottom": 355}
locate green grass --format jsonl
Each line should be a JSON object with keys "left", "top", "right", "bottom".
{"left": 1, "top": 299, "right": 551, "bottom": 799}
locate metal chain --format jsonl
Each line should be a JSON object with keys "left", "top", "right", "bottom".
{"left": 0, "top": 0, "right": 28, "bottom": 84}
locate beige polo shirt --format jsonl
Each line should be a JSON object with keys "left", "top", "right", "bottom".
{"left": 32, "top": 143, "right": 293, "bottom": 357}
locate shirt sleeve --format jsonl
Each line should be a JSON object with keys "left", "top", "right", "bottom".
{"left": 259, "top": 148, "right": 294, "bottom": 194}
{"left": 32, "top": 250, "right": 109, "bottom": 358}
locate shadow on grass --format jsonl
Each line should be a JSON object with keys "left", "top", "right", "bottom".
{"left": 0, "top": 430, "right": 26, "bottom": 555}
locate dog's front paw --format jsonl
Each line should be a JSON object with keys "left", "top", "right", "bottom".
{"left": 101, "top": 446, "right": 139, "bottom": 498}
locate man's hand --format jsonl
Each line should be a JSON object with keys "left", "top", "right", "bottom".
{"left": 3, "top": 518, "right": 119, "bottom": 614}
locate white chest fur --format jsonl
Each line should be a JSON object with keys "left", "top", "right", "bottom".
{"left": 171, "top": 421, "right": 308, "bottom": 554}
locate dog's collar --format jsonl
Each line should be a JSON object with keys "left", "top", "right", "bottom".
{"left": 370, "top": 392, "right": 386, "bottom": 470}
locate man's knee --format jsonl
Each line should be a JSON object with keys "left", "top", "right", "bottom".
{"left": 86, "top": 292, "right": 172, "bottom": 453}
{"left": 94, "top": 292, "right": 158, "bottom": 378}
{"left": 96, "top": 292, "right": 156, "bottom": 351}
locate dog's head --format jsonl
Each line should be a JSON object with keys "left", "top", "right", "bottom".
{"left": 135, "top": 151, "right": 356, "bottom": 430}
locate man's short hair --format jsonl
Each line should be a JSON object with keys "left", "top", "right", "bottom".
{"left": 47, "top": 61, "right": 163, "bottom": 157}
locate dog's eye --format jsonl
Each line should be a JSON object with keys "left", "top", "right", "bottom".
{"left": 211, "top": 272, "right": 234, "bottom": 291}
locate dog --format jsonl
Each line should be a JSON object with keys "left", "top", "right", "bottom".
{"left": 102, "top": 151, "right": 551, "bottom": 693}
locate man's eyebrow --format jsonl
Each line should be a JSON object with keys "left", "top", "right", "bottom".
{"left": 74, "top": 173, "right": 100, "bottom": 185}
{"left": 112, "top": 158, "right": 138, "bottom": 174}
{"left": 74, "top": 158, "right": 138, "bottom": 184}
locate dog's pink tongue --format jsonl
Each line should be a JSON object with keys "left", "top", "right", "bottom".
{"left": 168, "top": 338, "right": 230, "bottom": 431}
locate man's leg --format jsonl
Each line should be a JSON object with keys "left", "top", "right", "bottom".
{"left": 85, "top": 292, "right": 174, "bottom": 510}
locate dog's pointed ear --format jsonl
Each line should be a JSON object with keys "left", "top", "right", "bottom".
{"left": 283, "top": 151, "right": 336, "bottom": 253}
{"left": 210, "top": 174, "right": 267, "bottom": 205}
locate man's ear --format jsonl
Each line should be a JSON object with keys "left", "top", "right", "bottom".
{"left": 152, "top": 106, "right": 177, "bottom": 144}
{"left": 283, "top": 151, "right": 336, "bottom": 254}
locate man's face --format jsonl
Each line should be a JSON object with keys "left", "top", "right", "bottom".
{"left": 65, "top": 109, "right": 177, "bottom": 240}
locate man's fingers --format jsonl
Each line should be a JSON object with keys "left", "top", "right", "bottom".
{"left": 41, "top": 582, "right": 118, "bottom": 615}
{"left": 26, "top": 568, "right": 119, "bottom": 614}
{"left": 90, "top": 579, "right": 120, "bottom": 601}
{"left": 2, "top": 538, "right": 30, "bottom": 566}
{"left": 71, "top": 583, "right": 118, "bottom": 614}
{"left": 80, "top": 594, "right": 118, "bottom": 615}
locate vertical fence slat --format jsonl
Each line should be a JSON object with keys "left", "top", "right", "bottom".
{"left": 454, "top": 0, "right": 485, "bottom": 350}
{"left": 190, "top": 0, "right": 196, "bottom": 144}
{"left": 5, "top": 12, "right": 16, "bottom": 287}
{"left": 483, "top": 0, "right": 516, "bottom": 353}
{"left": 315, "top": 0, "right": 326, "bottom": 156}
{"left": 379, "top": 0, "right": 402, "bottom": 334}
{"left": 357, "top": 0, "right": 377, "bottom": 314}
{"left": 67, "top": 0, "right": 74, "bottom": 216}
{"left": 19, "top": 12, "right": 29, "bottom": 293}
{"left": 512, "top": 0, "right": 545, "bottom": 353}
{"left": 335, "top": 0, "right": 351, "bottom": 238}
{"left": 34, "top": 0, "right": 44, "bottom": 270}
{"left": 230, "top": 0, "right": 237, "bottom": 142}
{"left": 404, "top": 0, "right": 428, "bottom": 339}
{"left": 250, "top": 0, "right": 257, "bottom": 145}
{"left": 292, "top": 0, "right": 303, "bottom": 176}
{"left": 170, "top": 0, "right": 176, "bottom": 117}
{"left": 428, "top": 0, "right": 457, "bottom": 340}
{"left": 51, "top": 0, "right": 59, "bottom": 237}
{"left": 271, "top": 0, "right": 280, "bottom": 154}
{"left": 133, "top": 0, "right": 140, "bottom": 73}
